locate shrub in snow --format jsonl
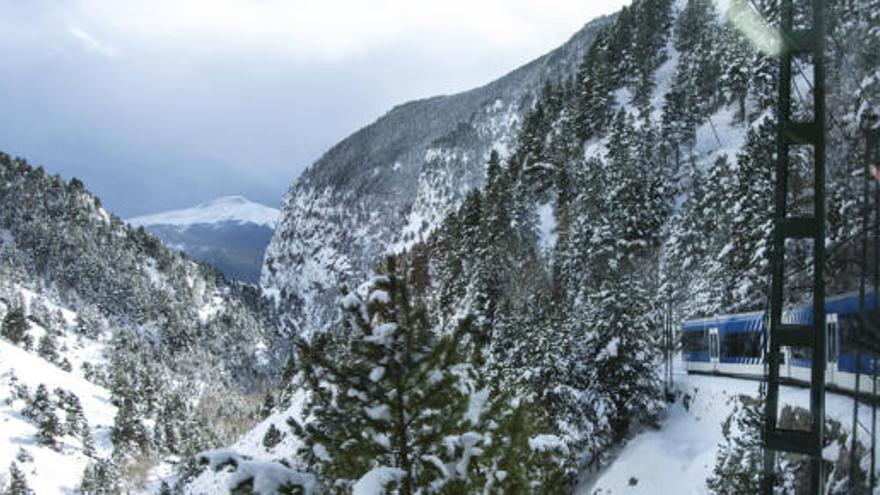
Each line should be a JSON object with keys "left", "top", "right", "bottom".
{"left": 1, "top": 307, "right": 29, "bottom": 345}
{"left": 59, "top": 357, "right": 73, "bottom": 372}
{"left": 707, "top": 394, "right": 862, "bottom": 494}
{"left": 262, "top": 424, "right": 284, "bottom": 450}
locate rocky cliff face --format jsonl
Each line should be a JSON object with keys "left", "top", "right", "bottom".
{"left": 262, "top": 15, "right": 614, "bottom": 335}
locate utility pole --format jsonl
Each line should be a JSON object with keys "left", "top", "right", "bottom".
{"left": 869, "top": 125, "right": 879, "bottom": 492}
{"left": 762, "top": 0, "right": 827, "bottom": 493}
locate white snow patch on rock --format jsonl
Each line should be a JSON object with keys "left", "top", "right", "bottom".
{"left": 537, "top": 202, "right": 557, "bottom": 251}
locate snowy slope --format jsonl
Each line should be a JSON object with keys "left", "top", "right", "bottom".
{"left": 129, "top": 196, "right": 279, "bottom": 229}
{"left": 579, "top": 370, "right": 880, "bottom": 494}
{"left": 262, "top": 14, "right": 615, "bottom": 335}
{"left": 0, "top": 289, "right": 116, "bottom": 493}
{"left": 0, "top": 154, "right": 283, "bottom": 491}
{"left": 183, "top": 390, "right": 309, "bottom": 493}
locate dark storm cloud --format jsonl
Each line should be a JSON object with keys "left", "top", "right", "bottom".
{"left": 0, "top": 0, "right": 630, "bottom": 217}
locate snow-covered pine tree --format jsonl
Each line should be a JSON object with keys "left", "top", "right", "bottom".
{"left": 37, "top": 332, "right": 59, "bottom": 363}
{"left": 719, "top": 120, "right": 774, "bottom": 311}
{"left": 111, "top": 395, "right": 149, "bottom": 458}
{"left": 23, "top": 384, "right": 61, "bottom": 449}
{"left": 293, "top": 256, "right": 469, "bottom": 493}
{"left": 76, "top": 459, "right": 122, "bottom": 495}
{"left": 3, "top": 462, "right": 33, "bottom": 495}
{"left": 583, "top": 275, "right": 664, "bottom": 443}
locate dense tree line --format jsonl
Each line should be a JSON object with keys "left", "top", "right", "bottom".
{"left": 233, "top": 0, "right": 880, "bottom": 492}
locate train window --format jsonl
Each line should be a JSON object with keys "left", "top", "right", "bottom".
{"left": 791, "top": 346, "right": 812, "bottom": 362}
{"left": 709, "top": 332, "right": 719, "bottom": 359}
{"left": 839, "top": 314, "right": 861, "bottom": 354}
{"left": 839, "top": 311, "right": 880, "bottom": 355}
{"left": 721, "top": 332, "right": 762, "bottom": 358}
{"left": 682, "top": 330, "right": 707, "bottom": 353}
{"left": 827, "top": 316, "right": 837, "bottom": 363}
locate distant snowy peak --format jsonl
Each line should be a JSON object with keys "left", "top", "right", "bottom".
{"left": 129, "top": 196, "right": 280, "bottom": 229}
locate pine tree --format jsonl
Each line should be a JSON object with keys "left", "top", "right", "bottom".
{"left": 259, "top": 391, "right": 275, "bottom": 418}
{"left": 37, "top": 332, "right": 58, "bottom": 363}
{"left": 1, "top": 308, "right": 29, "bottom": 345}
{"left": 111, "top": 396, "right": 148, "bottom": 456}
{"left": 76, "top": 460, "right": 121, "bottom": 495}
{"left": 583, "top": 276, "right": 663, "bottom": 442}
{"left": 23, "top": 384, "right": 50, "bottom": 421}
{"left": 59, "top": 391, "right": 88, "bottom": 438}
{"left": 36, "top": 405, "right": 61, "bottom": 449}
{"left": 22, "top": 383, "right": 61, "bottom": 448}
{"left": 294, "top": 256, "right": 469, "bottom": 493}
{"left": 161, "top": 405, "right": 180, "bottom": 455}
{"left": 4, "top": 463, "right": 33, "bottom": 495}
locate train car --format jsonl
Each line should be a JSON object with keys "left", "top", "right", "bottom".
{"left": 681, "top": 311, "right": 764, "bottom": 376}
{"left": 682, "top": 292, "right": 880, "bottom": 394}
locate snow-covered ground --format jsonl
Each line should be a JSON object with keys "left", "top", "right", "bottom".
{"left": 183, "top": 390, "right": 309, "bottom": 493}
{"left": 578, "top": 368, "right": 880, "bottom": 494}
{"left": 0, "top": 289, "right": 116, "bottom": 493}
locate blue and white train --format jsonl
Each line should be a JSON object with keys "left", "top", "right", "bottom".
{"left": 682, "top": 292, "right": 880, "bottom": 393}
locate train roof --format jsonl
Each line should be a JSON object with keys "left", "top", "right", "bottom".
{"left": 682, "top": 310, "right": 764, "bottom": 330}
{"left": 820, "top": 291, "right": 876, "bottom": 314}
{"left": 681, "top": 291, "right": 877, "bottom": 330}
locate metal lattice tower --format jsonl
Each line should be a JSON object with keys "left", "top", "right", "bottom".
{"left": 762, "top": 0, "right": 827, "bottom": 493}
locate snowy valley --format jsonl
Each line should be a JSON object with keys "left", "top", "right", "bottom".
{"left": 2, "top": 0, "right": 880, "bottom": 493}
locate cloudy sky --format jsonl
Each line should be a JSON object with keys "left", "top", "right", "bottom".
{"left": 0, "top": 0, "right": 631, "bottom": 217}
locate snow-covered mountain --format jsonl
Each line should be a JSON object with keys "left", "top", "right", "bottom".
{"left": 208, "top": 0, "right": 880, "bottom": 491}
{"left": 0, "top": 154, "right": 283, "bottom": 491}
{"left": 262, "top": 14, "right": 615, "bottom": 335}
{"left": 130, "top": 196, "right": 279, "bottom": 229}
{"left": 130, "top": 197, "right": 280, "bottom": 284}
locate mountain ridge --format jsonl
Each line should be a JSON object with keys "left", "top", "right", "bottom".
{"left": 129, "top": 196, "right": 279, "bottom": 229}
{"left": 262, "top": 13, "right": 616, "bottom": 335}
{"left": 129, "top": 196, "right": 280, "bottom": 283}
